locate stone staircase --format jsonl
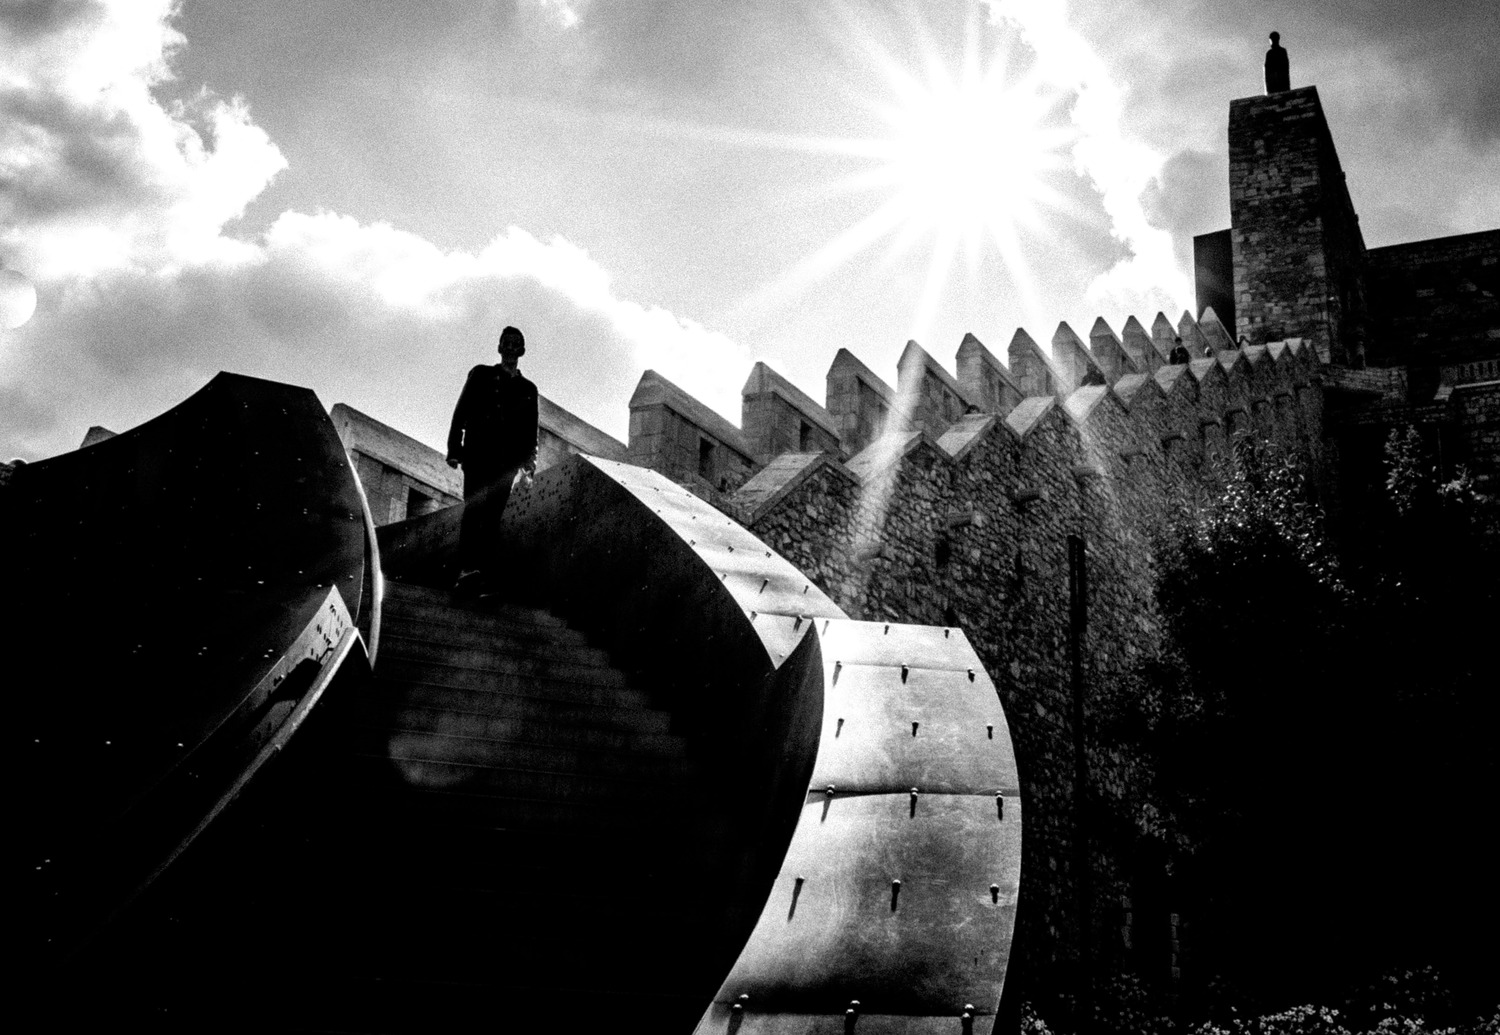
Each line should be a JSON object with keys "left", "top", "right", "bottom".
{"left": 72, "top": 577, "right": 727, "bottom": 1032}
{"left": 270, "top": 578, "right": 723, "bottom": 1031}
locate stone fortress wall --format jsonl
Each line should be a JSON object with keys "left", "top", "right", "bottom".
{"left": 618, "top": 311, "right": 1325, "bottom": 985}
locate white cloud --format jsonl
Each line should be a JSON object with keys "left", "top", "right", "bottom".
{"left": 984, "top": 0, "right": 1189, "bottom": 320}
{"left": 529, "top": 0, "right": 585, "bottom": 31}
{"left": 0, "top": 0, "right": 747, "bottom": 460}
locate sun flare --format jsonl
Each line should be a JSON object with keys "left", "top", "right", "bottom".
{"left": 727, "top": 15, "right": 1080, "bottom": 341}
{"left": 870, "top": 59, "right": 1072, "bottom": 254}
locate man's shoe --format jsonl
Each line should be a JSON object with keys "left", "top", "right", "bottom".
{"left": 453, "top": 569, "right": 484, "bottom": 596}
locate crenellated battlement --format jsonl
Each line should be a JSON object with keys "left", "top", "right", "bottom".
{"left": 607, "top": 308, "right": 1321, "bottom": 529}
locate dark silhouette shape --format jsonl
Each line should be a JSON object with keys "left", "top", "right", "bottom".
{"left": 1265, "top": 31, "right": 1290, "bottom": 94}
{"left": 447, "top": 325, "right": 538, "bottom": 592}
{"left": 1169, "top": 336, "right": 1192, "bottom": 365}
{"left": 6, "top": 372, "right": 373, "bottom": 973}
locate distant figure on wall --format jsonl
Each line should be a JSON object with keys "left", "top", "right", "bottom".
{"left": 447, "top": 326, "right": 538, "bottom": 595}
{"left": 1264, "top": 31, "right": 1289, "bottom": 94}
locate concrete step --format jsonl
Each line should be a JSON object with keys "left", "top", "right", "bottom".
{"left": 365, "top": 679, "right": 666, "bottom": 726}
{"left": 378, "top": 631, "right": 617, "bottom": 673}
{"left": 376, "top": 651, "right": 630, "bottom": 692}
{"left": 355, "top": 781, "right": 694, "bottom": 837}
{"left": 372, "top": 728, "right": 696, "bottom": 781}
{"left": 378, "top": 705, "right": 688, "bottom": 756}
{"left": 384, "top": 581, "right": 568, "bottom": 629}
{"left": 376, "top": 608, "right": 593, "bottom": 650}
{"left": 331, "top": 814, "right": 687, "bottom": 878}
{"left": 357, "top": 750, "right": 688, "bottom": 804}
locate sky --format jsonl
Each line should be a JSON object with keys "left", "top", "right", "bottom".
{"left": 2, "top": 0, "right": 1497, "bottom": 462}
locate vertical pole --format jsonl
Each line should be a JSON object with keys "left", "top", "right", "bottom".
{"left": 1068, "top": 534, "right": 1094, "bottom": 1029}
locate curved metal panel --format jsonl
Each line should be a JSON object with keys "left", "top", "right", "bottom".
{"left": 698, "top": 617, "right": 1022, "bottom": 1031}
{"left": 712, "top": 793, "right": 1020, "bottom": 1011}
{"left": 810, "top": 621, "right": 1021, "bottom": 796}
{"left": 5, "top": 371, "right": 372, "bottom": 959}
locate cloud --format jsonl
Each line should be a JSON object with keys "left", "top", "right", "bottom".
{"left": 984, "top": 0, "right": 1190, "bottom": 321}
{"left": 1139, "top": 148, "right": 1226, "bottom": 269}
{"left": 0, "top": 0, "right": 748, "bottom": 460}
{"left": 0, "top": 0, "right": 285, "bottom": 278}
{"left": 1290, "top": 0, "right": 1500, "bottom": 147}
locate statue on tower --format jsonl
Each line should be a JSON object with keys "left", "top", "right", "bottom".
{"left": 1265, "top": 31, "right": 1290, "bottom": 94}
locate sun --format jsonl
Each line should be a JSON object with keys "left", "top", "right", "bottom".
{"left": 733, "top": 16, "right": 1079, "bottom": 340}
{"left": 875, "top": 61, "right": 1071, "bottom": 253}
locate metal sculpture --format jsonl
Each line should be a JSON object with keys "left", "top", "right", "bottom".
{"left": 6, "top": 372, "right": 380, "bottom": 970}
{"left": 393, "top": 453, "right": 1025, "bottom": 1031}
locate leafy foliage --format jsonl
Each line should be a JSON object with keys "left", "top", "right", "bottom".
{"left": 1091, "top": 431, "right": 1499, "bottom": 1016}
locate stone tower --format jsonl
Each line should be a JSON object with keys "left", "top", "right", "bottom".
{"left": 1227, "top": 37, "right": 1368, "bottom": 367}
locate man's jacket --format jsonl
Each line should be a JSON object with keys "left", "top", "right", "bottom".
{"left": 447, "top": 365, "right": 538, "bottom": 476}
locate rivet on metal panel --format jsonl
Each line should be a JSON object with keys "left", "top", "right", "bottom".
{"left": 732, "top": 993, "right": 749, "bottom": 1013}
{"left": 765, "top": 550, "right": 771, "bottom": 558}
{"left": 803, "top": 584, "right": 809, "bottom": 594}
{"left": 962, "top": 1005, "right": 976, "bottom": 1033}
{"left": 911, "top": 721, "right": 920, "bottom": 737}
{"left": 750, "top": 611, "right": 757, "bottom": 621}
{"left": 884, "top": 624, "right": 890, "bottom": 634}
{"left": 891, "top": 879, "right": 902, "bottom": 909}
{"left": 760, "top": 578, "right": 769, "bottom": 593}
{"left": 789, "top": 876, "right": 805, "bottom": 920}
{"left": 900, "top": 664, "right": 909, "bottom": 683}
{"left": 826, "top": 784, "right": 836, "bottom": 797}
{"left": 991, "top": 884, "right": 1001, "bottom": 903}
{"left": 968, "top": 668, "right": 976, "bottom": 682}
{"left": 945, "top": 628, "right": 951, "bottom": 638}
{"left": 910, "top": 788, "right": 919, "bottom": 816}
{"left": 996, "top": 794, "right": 1005, "bottom": 819}
{"left": 835, "top": 717, "right": 844, "bottom": 737}
{"left": 833, "top": 661, "right": 842, "bottom": 685}
{"left": 987, "top": 724, "right": 994, "bottom": 739}
{"left": 728, "top": 545, "right": 734, "bottom": 552}
{"left": 846, "top": 1001, "right": 860, "bottom": 1032}
{"left": 721, "top": 572, "right": 728, "bottom": 580}
{"left": 823, "top": 620, "right": 830, "bottom": 635}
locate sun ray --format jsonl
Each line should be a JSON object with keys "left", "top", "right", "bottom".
{"left": 684, "top": 6, "right": 1085, "bottom": 342}
{"left": 909, "top": 226, "right": 964, "bottom": 342}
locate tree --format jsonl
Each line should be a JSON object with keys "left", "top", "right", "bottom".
{"left": 1109, "top": 432, "right": 1498, "bottom": 1015}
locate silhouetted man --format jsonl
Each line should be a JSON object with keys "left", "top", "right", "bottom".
{"left": 1264, "top": 31, "right": 1289, "bottom": 94}
{"left": 447, "top": 326, "right": 538, "bottom": 594}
